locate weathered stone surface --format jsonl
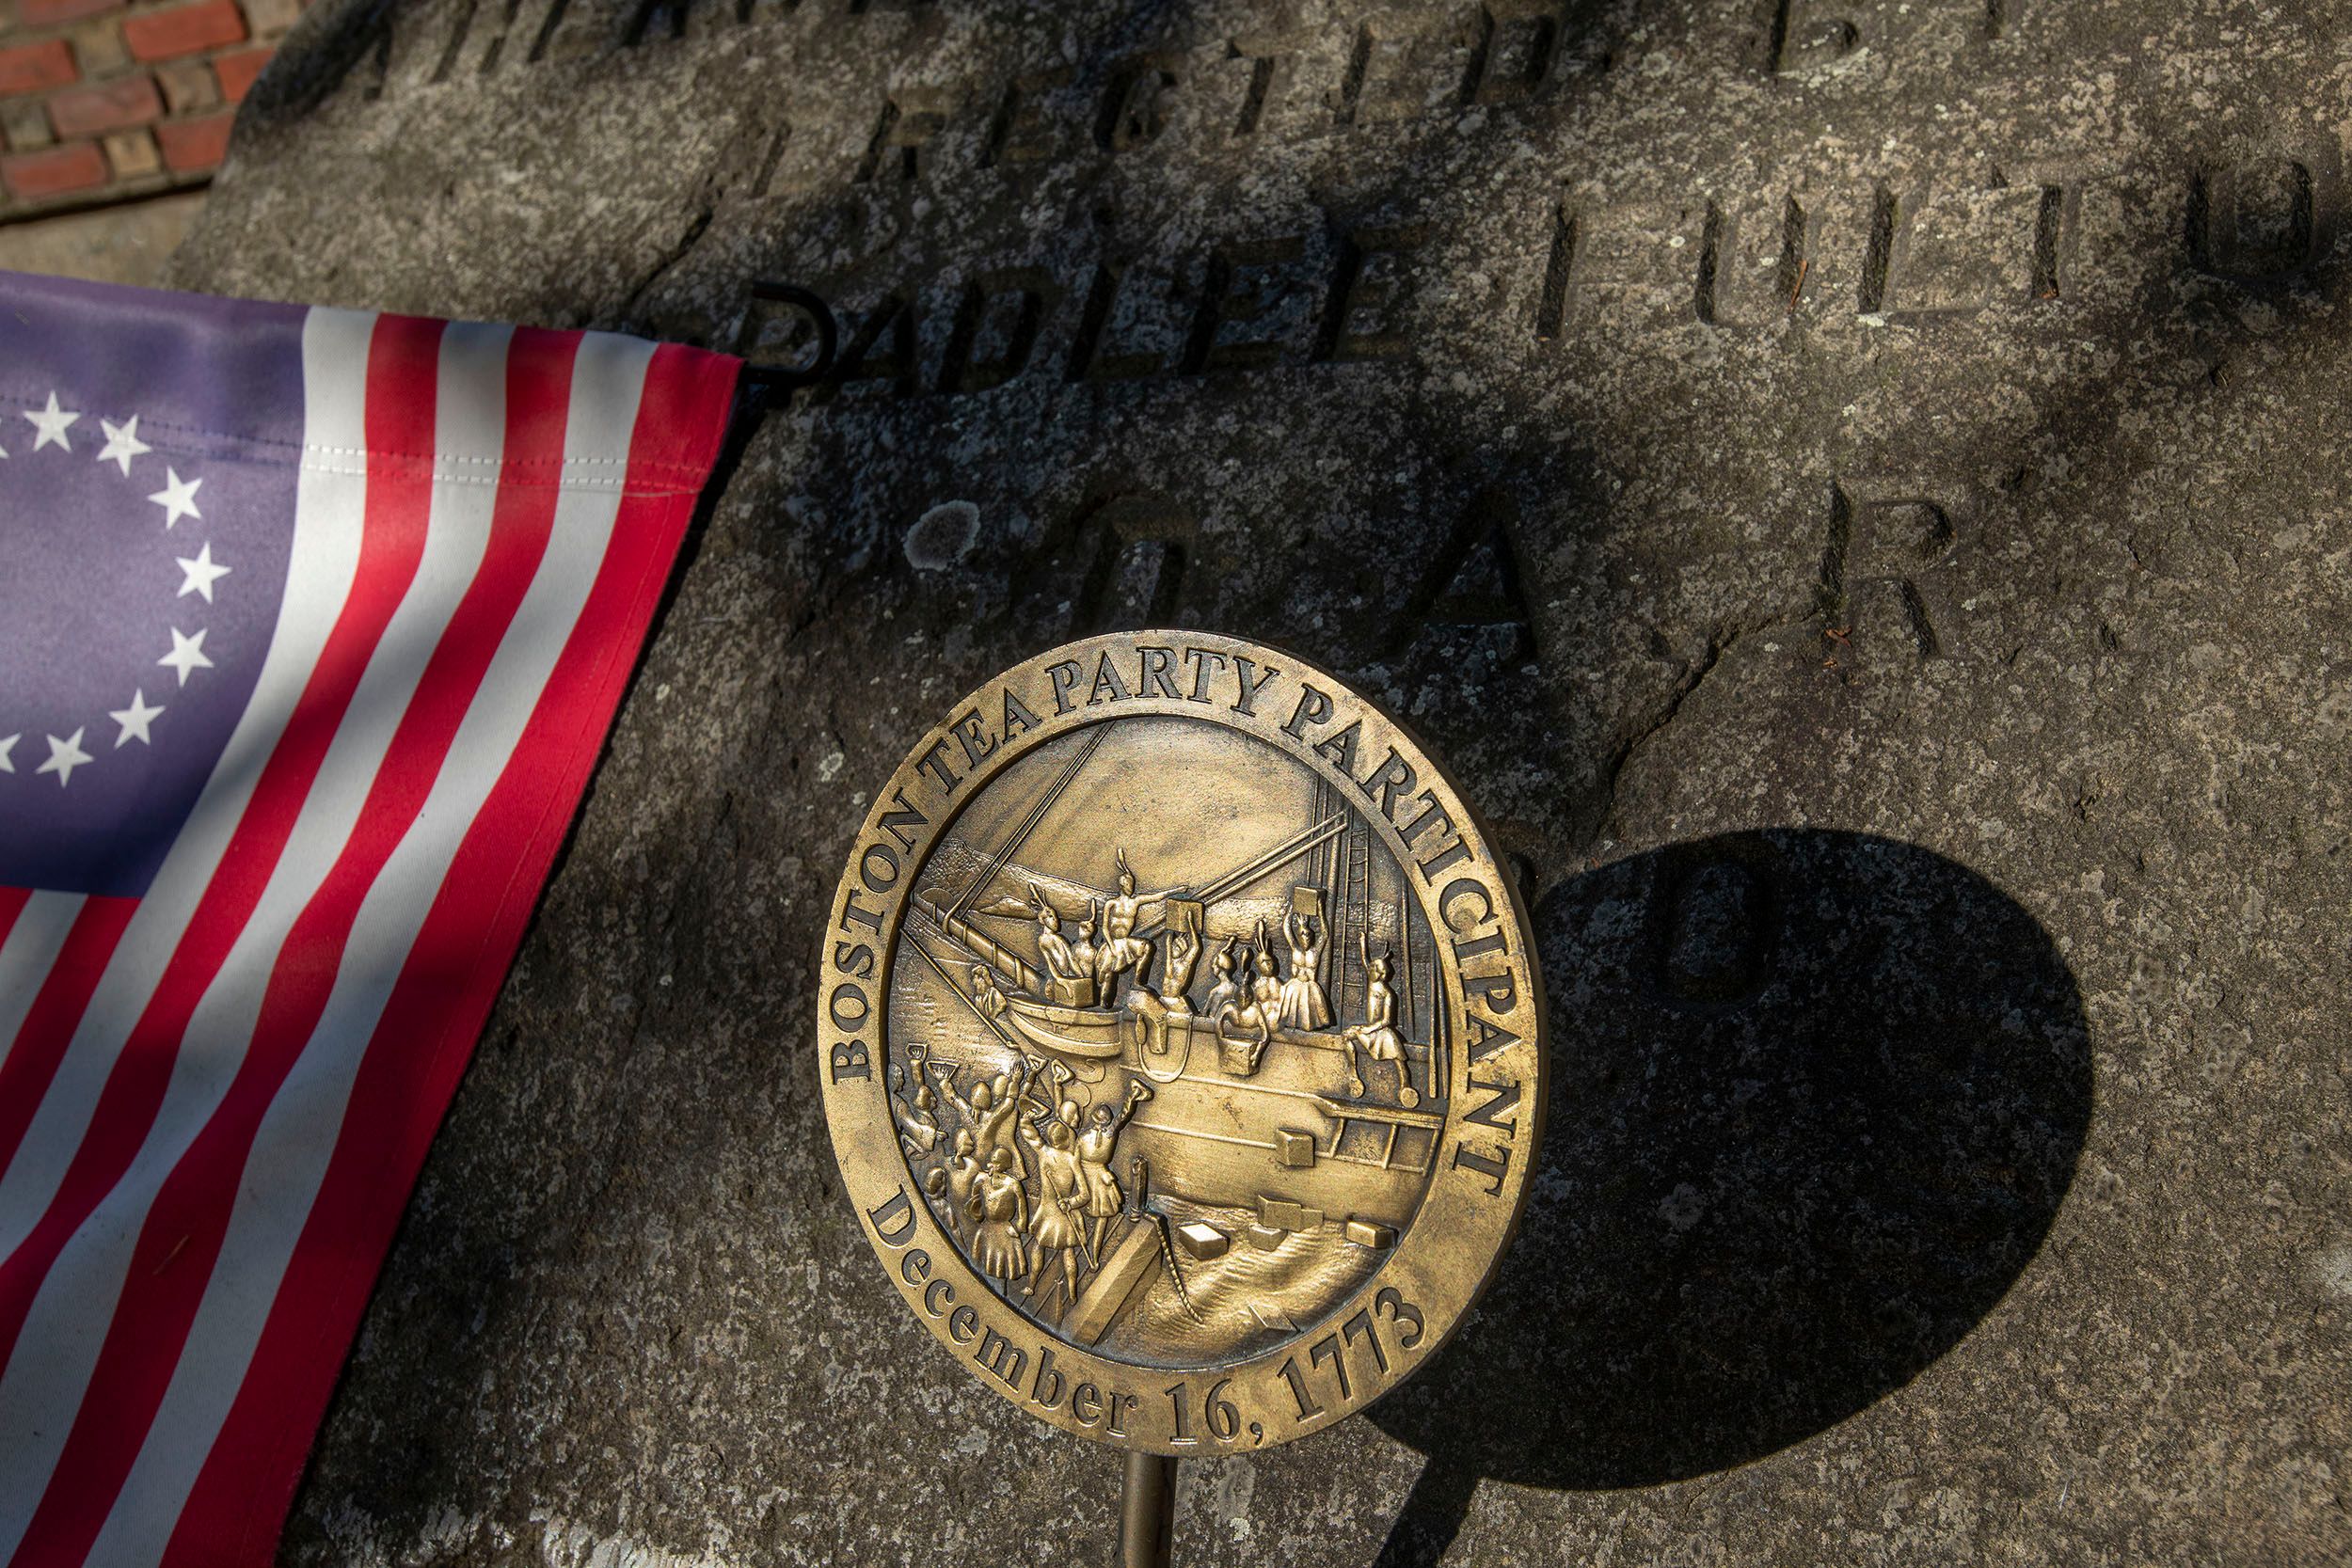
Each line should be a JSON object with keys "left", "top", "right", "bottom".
{"left": 168, "top": 0, "right": 2347, "bottom": 1561}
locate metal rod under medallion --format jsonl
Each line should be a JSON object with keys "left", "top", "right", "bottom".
{"left": 1116, "top": 1450, "right": 1177, "bottom": 1568}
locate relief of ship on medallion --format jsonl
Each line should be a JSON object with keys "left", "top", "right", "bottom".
{"left": 884, "top": 716, "right": 1451, "bottom": 1364}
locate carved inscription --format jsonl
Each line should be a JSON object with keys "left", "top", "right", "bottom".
{"left": 898, "top": 483, "right": 1538, "bottom": 664}
{"left": 1384, "top": 498, "right": 1536, "bottom": 662}
{"left": 2190, "top": 147, "right": 2343, "bottom": 281}
{"left": 1648, "top": 840, "right": 1782, "bottom": 1006}
{"left": 738, "top": 166, "right": 2110, "bottom": 394}
{"left": 936, "top": 268, "right": 1058, "bottom": 394}
{"left": 1339, "top": 13, "right": 1478, "bottom": 125}
{"left": 361, "top": 0, "right": 2049, "bottom": 111}
{"left": 341, "top": 0, "right": 2349, "bottom": 338}
{"left": 1068, "top": 495, "right": 1196, "bottom": 633}
{"left": 858, "top": 88, "right": 961, "bottom": 183}
{"left": 982, "top": 70, "right": 1069, "bottom": 167}
{"left": 1098, "top": 55, "right": 1183, "bottom": 151}
{"left": 1822, "top": 479, "right": 1968, "bottom": 660}
{"left": 1861, "top": 175, "right": 2076, "bottom": 318}
{"left": 1468, "top": 0, "right": 1579, "bottom": 104}
{"left": 1541, "top": 199, "right": 1708, "bottom": 332}
{"left": 1699, "top": 195, "right": 1818, "bottom": 326}
{"left": 1768, "top": 0, "right": 2014, "bottom": 73}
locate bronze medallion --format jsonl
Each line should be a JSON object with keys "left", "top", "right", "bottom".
{"left": 818, "top": 632, "right": 1544, "bottom": 1453}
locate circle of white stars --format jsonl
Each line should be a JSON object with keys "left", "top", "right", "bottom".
{"left": 0, "top": 392, "right": 221, "bottom": 790}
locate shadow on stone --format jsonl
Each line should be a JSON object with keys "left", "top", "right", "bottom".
{"left": 1366, "top": 829, "right": 2092, "bottom": 1564}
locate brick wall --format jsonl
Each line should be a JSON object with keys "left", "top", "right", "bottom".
{"left": 0, "top": 0, "right": 302, "bottom": 220}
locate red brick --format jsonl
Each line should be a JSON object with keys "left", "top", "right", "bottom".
{"left": 122, "top": 0, "right": 245, "bottom": 61}
{"left": 46, "top": 73, "right": 160, "bottom": 136}
{"left": 153, "top": 106, "right": 230, "bottom": 169}
{"left": 210, "top": 42, "right": 269, "bottom": 102}
{"left": 18, "top": 0, "right": 123, "bottom": 26}
{"left": 3, "top": 137, "right": 105, "bottom": 198}
{"left": 0, "top": 40, "right": 77, "bottom": 97}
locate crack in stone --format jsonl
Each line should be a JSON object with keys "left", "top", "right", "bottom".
{"left": 618, "top": 202, "right": 716, "bottom": 324}
{"left": 1597, "top": 612, "right": 1810, "bottom": 838}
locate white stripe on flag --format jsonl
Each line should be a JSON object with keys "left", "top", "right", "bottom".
{"left": 0, "top": 318, "right": 512, "bottom": 1552}
{"left": 90, "top": 331, "right": 657, "bottom": 1568}
{"left": 0, "top": 895, "right": 86, "bottom": 1071}
{"left": 0, "top": 308, "right": 376, "bottom": 1253}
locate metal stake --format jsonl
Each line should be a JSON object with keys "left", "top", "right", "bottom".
{"left": 1115, "top": 1450, "right": 1177, "bottom": 1568}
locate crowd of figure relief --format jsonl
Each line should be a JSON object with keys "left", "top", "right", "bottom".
{"left": 993, "top": 848, "right": 1422, "bottom": 1105}
{"left": 889, "top": 839, "right": 1437, "bottom": 1323}
{"left": 891, "top": 1047, "right": 1149, "bottom": 1314}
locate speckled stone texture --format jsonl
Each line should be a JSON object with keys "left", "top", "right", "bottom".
{"left": 170, "top": 0, "right": 2346, "bottom": 1562}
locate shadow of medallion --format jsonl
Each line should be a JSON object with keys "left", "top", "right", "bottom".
{"left": 1366, "top": 830, "right": 2092, "bottom": 1564}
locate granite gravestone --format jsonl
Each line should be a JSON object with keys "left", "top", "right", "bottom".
{"left": 169, "top": 0, "right": 2347, "bottom": 1562}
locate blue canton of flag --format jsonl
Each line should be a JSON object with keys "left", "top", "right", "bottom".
{"left": 0, "top": 285, "right": 303, "bottom": 898}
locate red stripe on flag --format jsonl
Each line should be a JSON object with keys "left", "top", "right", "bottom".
{"left": 163, "top": 341, "right": 739, "bottom": 1568}
{"left": 0, "top": 316, "right": 445, "bottom": 1382}
{"left": 10, "top": 327, "right": 586, "bottom": 1566}
{"left": 0, "top": 889, "right": 30, "bottom": 953}
{"left": 0, "top": 897, "right": 136, "bottom": 1137}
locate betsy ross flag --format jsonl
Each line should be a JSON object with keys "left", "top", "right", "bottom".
{"left": 0, "top": 272, "right": 739, "bottom": 1566}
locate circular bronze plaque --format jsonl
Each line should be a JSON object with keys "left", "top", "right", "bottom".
{"left": 818, "top": 632, "right": 1544, "bottom": 1452}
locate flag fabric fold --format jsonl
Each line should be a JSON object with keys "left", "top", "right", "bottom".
{"left": 0, "top": 271, "right": 740, "bottom": 1568}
